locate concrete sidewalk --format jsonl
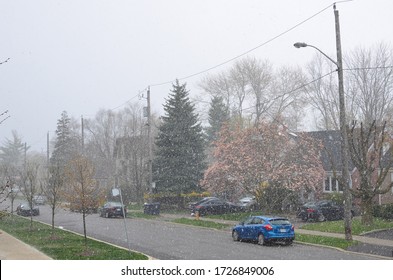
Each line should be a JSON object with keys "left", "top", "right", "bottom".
{"left": 0, "top": 230, "right": 52, "bottom": 260}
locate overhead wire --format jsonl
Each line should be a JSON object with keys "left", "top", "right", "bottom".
{"left": 149, "top": 3, "right": 335, "bottom": 88}
{"left": 85, "top": 2, "right": 355, "bottom": 121}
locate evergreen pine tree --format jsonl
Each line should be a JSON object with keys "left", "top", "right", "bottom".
{"left": 50, "top": 111, "right": 79, "bottom": 166}
{"left": 153, "top": 81, "right": 206, "bottom": 194}
{"left": 0, "top": 130, "right": 27, "bottom": 168}
{"left": 206, "top": 96, "right": 229, "bottom": 144}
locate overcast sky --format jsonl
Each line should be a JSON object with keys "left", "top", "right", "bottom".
{"left": 1, "top": 0, "right": 393, "bottom": 153}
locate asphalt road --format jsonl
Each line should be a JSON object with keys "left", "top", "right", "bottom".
{"left": 17, "top": 202, "right": 383, "bottom": 260}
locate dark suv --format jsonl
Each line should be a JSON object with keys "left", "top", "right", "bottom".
{"left": 297, "top": 200, "right": 353, "bottom": 222}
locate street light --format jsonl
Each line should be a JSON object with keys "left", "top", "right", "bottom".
{"left": 293, "top": 5, "right": 353, "bottom": 241}
{"left": 293, "top": 42, "right": 338, "bottom": 67}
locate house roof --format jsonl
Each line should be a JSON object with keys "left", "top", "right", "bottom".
{"left": 307, "top": 130, "right": 355, "bottom": 172}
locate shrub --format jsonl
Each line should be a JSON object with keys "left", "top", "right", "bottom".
{"left": 373, "top": 203, "right": 393, "bottom": 220}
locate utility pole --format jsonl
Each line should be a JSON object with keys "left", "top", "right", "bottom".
{"left": 334, "top": 4, "right": 352, "bottom": 241}
{"left": 47, "top": 132, "right": 50, "bottom": 168}
{"left": 147, "top": 86, "right": 153, "bottom": 194}
{"left": 81, "top": 115, "right": 85, "bottom": 155}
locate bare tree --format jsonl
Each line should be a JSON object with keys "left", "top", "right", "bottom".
{"left": 269, "top": 65, "right": 308, "bottom": 130}
{"left": 348, "top": 121, "right": 393, "bottom": 225}
{"left": 0, "top": 164, "right": 19, "bottom": 214}
{"left": 64, "top": 154, "right": 103, "bottom": 251}
{"left": 199, "top": 57, "right": 309, "bottom": 128}
{"left": 199, "top": 72, "right": 234, "bottom": 113}
{"left": 305, "top": 53, "right": 340, "bottom": 130}
{"left": 306, "top": 43, "right": 393, "bottom": 129}
{"left": 114, "top": 103, "right": 151, "bottom": 204}
{"left": 345, "top": 42, "right": 393, "bottom": 124}
{"left": 84, "top": 109, "right": 120, "bottom": 190}
{"left": 241, "top": 57, "right": 273, "bottom": 123}
{"left": 19, "top": 161, "right": 41, "bottom": 231}
{"left": 45, "top": 162, "right": 64, "bottom": 237}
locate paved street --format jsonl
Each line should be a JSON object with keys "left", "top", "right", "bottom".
{"left": 14, "top": 202, "right": 386, "bottom": 260}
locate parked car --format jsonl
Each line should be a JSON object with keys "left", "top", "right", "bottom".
{"left": 191, "top": 198, "right": 242, "bottom": 216}
{"left": 33, "top": 195, "right": 47, "bottom": 205}
{"left": 16, "top": 202, "right": 40, "bottom": 216}
{"left": 232, "top": 215, "right": 295, "bottom": 245}
{"left": 189, "top": 197, "right": 220, "bottom": 210}
{"left": 99, "top": 201, "right": 127, "bottom": 218}
{"left": 238, "top": 196, "right": 258, "bottom": 211}
{"left": 297, "top": 200, "right": 354, "bottom": 222}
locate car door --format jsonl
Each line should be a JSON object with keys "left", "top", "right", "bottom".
{"left": 248, "top": 217, "right": 264, "bottom": 240}
{"left": 240, "top": 216, "right": 255, "bottom": 239}
{"left": 204, "top": 200, "right": 222, "bottom": 214}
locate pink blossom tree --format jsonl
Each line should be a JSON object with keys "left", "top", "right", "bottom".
{"left": 201, "top": 121, "right": 325, "bottom": 204}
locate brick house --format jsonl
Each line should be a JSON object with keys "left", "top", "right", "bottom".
{"left": 308, "top": 130, "right": 393, "bottom": 205}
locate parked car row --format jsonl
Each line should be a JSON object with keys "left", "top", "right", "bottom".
{"left": 189, "top": 196, "right": 257, "bottom": 216}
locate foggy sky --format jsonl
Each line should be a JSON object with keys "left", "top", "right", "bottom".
{"left": 1, "top": 0, "right": 392, "bottom": 152}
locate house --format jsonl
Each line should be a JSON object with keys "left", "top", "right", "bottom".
{"left": 308, "top": 130, "right": 393, "bottom": 205}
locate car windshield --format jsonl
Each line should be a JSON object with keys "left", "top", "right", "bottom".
{"left": 269, "top": 219, "right": 291, "bottom": 225}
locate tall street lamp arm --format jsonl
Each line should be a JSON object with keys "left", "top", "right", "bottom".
{"left": 293, "top": 42, "right": 338, "bottom": 67}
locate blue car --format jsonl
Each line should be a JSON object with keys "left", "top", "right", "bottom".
{"left": 232, "top": 215, "right": 295, "bottom": 245}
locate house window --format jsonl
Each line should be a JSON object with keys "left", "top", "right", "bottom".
{"left": 336, "top": 178, "right": 342, "bottom": 192}
{"left": 324, "top": 175, "right": 342, "bottom": 193}
{"left": 324, "top": 178, "right": 330, "bottom": 191}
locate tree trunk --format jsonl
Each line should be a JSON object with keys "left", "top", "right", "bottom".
{"left": 51, "top": 206, "right": 55, "bottom": 237}
{"left": 361, "top": 198, "right": 374, "bottom": 225}
{"left": 82, "top": 212, "right": 88, "bottom": 248}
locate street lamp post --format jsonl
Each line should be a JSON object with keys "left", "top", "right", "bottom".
{"left": 294, "top": 6, "right": 352, "bottom": 241}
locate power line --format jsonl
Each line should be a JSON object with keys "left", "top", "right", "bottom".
{"left": 0, "top": 58, "right": 10, "bottom": 65}
{"left": 343, "top": 66, "right": 393, "bottom": 71}
{"left": 85, "top": 2, "right": 349, "bottom": 115}
{"left": 149, "top": 3, "right": 335, "bottom": 88}
{"left": 241, "top": 70, "right": 337, "bottom": 113}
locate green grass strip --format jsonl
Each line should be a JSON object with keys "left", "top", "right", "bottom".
{"left": 0, "top": 215, "right": 148, "bottom": 260}
{"left": 172, "top": 217, "right": 230, "bottom": 230}
{"left": 296, "top": 233, "right": 358, "bottom": 250}
{"left": 300, "top": 217, "right": 393, "bottom": 235}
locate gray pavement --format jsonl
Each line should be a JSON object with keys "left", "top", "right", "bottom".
{"left": 1, "top": 213, "right": 393, "bottom": 260}
{"left": 0, "top": 230, "right": 52, "bottom": 260}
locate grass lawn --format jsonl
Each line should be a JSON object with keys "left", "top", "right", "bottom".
{"left": 300, "top": 217, "right": 393, "bottom": 235}
{"left": 172, "top": 217, "right": 230, "bottom": 230}
{"left": 0, "top": 214, "right": 148, "bottom": 260}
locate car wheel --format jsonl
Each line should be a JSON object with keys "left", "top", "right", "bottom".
{"left": 257, "top": 234, "right": 265, "bottom": 246}
{"left": 317, "top": 213, "right": 326, "bottom": 222}
{"left": 232, "top": 231, "right": 240, "bottom": 241}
